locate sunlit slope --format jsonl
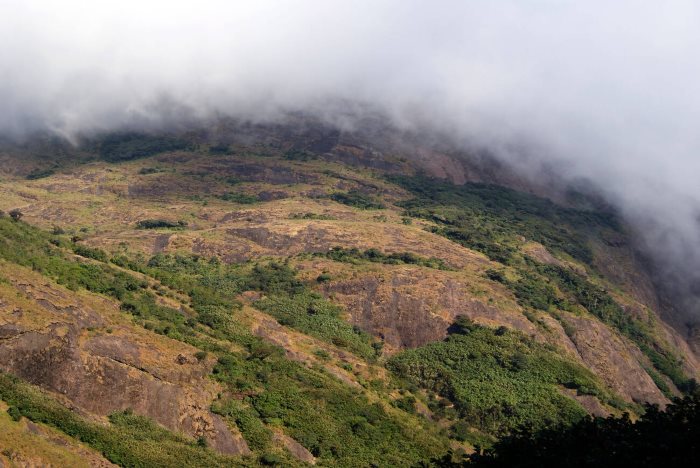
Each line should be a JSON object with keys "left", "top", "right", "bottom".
{"left": 0, "top": 135, "right": 697, "bottom": 465}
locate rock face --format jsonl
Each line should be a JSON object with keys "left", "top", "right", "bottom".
{"left": 322, "top": 266, "right": 534, "bottom": 352}
{"left": 561, "top": 315, "right": 667, "bottom": 405}
{"left": 0, "top": 266, "right": 249, "bottom": 456}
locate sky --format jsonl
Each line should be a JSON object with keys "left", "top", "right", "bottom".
{"left": 1, "top": 0, "right": 700, "bottom": 315}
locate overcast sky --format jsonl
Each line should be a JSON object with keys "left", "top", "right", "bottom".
{"left": 2, "top": 0, "right": 700, "bottom": 313}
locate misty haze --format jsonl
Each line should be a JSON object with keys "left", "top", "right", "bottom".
{"left": 0, "top": 1, "right": 699, "bottom": 466}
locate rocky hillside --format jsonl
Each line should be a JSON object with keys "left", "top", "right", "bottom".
{"left": 0, "top": 123, "right": 698, "bottom": 466}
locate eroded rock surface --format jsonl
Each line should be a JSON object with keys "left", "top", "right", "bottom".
{"left": 0, "top": 267, "right": 249, "bottom": 456}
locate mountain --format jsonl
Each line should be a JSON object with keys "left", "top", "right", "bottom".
{"left": 0, "top": 119, "right": 698, "bottom": 466}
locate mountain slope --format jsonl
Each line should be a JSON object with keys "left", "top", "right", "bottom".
{"left": 0, "top": 125, "right": 698, "bottom": 466}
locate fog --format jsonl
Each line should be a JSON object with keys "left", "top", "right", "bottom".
{"left": 2, "top": 0, "right": 700, "bottom": 317}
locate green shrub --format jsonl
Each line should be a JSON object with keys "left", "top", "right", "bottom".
{"left": 7, "top": 405, "right": 22, "bottom": 421}
{"left": 316, "top": 273, "right": 332, "bottom": 283}
{"left": 330, "top": 191, "right": 385, "bottom": 210}
{"left": 389, "top": 175, "right": 620, "bottom": 264}
{"left": 73, "top": 244, "right": 109, "bottom": 262}
{"left": 136, "top": 219, "right": 187, "bottom": 230}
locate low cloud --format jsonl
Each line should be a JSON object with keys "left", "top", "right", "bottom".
{"left": 2, "top": 0, "right": 700, "bottom": 317}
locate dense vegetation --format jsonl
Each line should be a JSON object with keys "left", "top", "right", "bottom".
{"left": 388, "top": 317, "right": 618, "bottom": 436}
{"left": 146, "top": 255, "right": 380, "bottom": 360}
{"left": 466, "top": 392, "right": 700, "bottom": 467}
{"left": 25, "top": 167, "right": 56, "bottom": 179}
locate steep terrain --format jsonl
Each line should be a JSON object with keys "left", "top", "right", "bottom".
{"left": 0, "top": 123, "right": 698, "bottom": 466}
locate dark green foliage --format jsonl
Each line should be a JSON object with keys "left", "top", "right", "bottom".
{"left": 26, "top": 168, "right": 55, "bottom": 180}
{"left": 508, "top": 274, "right": 562, "bottom": 312}
{"left": 98, "top": 133, "right": 190, "bottom": 162}
{"left": 284, "top": 149, "right": 317, "bottom": 161}
{"left": 211, "top": 352, "right": 443, "bottom": 466}
{"left": 217, "top": 192, "right": 260, "bottom": 204}
{"left": 390, "top": 175, "right": 620, "bottom": 264}
{"left": 7, "top": 404, "right": 22, "bottom": 421}
{"left": 138, "top": 166, "right": 162, "bottom": 175}
{"left": 208, "top": 144, "right": 231, "bottom": 155}
{"left": 387, "top": 318, "right": 613, "bottom": 435}
{"left": 392, "top": 395, "right": 416, "bottom": 414}
{"left": 136, "top": 219, "right": 187, "bottom": 229}
{"left": 322, "top": 246, "right": 450, "bottom": 270}
{"left": 330, "top": 190, "right": 386, "bottom": 210}
{"left": 0, "top": 217, "right": 142, "bottom": 297}
{"left": 289, "top": 212, "right": 335, "bottom": 220}
{"left": 145, "top": 254, "right": 381, "bottom": 360}
{"left": 243, "top": 262, "right": 305, "bottom": 296}
{"left": 110, "top": 254, "right": 146, "bottom": 272}
{"left": 469, "top": 393, "right": 700, "bottom": 467}
{"left": 316, "top": 273, "right": 332, "bottom": 283}
{"left": 0, "top": 372, "right": 238, "bottom": 467}
{"left": 72, "top": 244, "right": 109, "bottom": 262}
